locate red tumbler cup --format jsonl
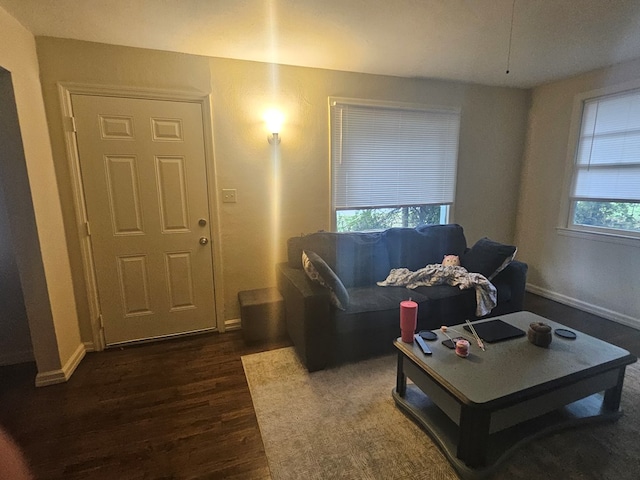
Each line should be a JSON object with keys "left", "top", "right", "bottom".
{"left": 400, "top": 300, "right": 418, "bottom": 343}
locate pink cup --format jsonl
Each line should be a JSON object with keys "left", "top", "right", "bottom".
{"left": 400, "top": 300, "right": 418, "bottom": 343}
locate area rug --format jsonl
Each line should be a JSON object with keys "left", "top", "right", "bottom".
{"left": 242, "top": 347, "right": 640, "bottom": 480}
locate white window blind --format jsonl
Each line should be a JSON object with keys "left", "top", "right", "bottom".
{"left": 331, "top": 101, "right": 460, "bottom": 210}
{"left": 572, "top": 89, "right": 640, "bottom": 202}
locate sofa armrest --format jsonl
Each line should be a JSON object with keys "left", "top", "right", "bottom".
{"left": 492, "top": 259, "right": 528, "bottom": 311}
{"left": 276, "top": 262, "right": 333, "bottom": 371}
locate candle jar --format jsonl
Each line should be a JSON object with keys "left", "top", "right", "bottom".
{"left": 455, "top": 339, "right": 470, "bottom": 357}
{"left": 528, "top": 322, "right": 552, "bottom": 347}
{"left": 400, "top": 300, "right": 418, "bottom": 343}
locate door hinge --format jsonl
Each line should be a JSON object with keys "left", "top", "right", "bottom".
{"left": 85, "top": 221, "right": 91, "bottom": 236}
{"left": 67, "top": 116, "right": 77, "bottom": 133}
{"left": 98, "top": 314, "right": 104, "bottom": 329}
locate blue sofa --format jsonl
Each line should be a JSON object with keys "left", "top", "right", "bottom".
{"left": 276, "top": 224, "right": 528, "bottom": 371}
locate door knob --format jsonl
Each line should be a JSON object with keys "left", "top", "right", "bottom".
{"left": 199, "top": 237, "right": 209, "bottom": 245}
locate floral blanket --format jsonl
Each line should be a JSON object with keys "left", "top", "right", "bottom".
{"left": 376, "top": 264, "right": 497, "bottom": 316}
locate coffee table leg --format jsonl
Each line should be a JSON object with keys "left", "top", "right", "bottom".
{"left": 603, "top": 366, "right": 626, "bottom": 411}
{"left": 457, "top": 406, "right": 490, "bottom": 468}
{"left": 396, "top": 352, "right": 407, "bottom": 397}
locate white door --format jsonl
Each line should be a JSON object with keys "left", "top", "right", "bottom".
{"left": 72, "top": 94, "right": 216, "bottom": 345}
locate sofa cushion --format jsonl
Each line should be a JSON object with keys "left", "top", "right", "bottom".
{"left": 411, "top": 285, "right": 478, "bottom": 326}
{"left": 302, "top": 250, "right": 350, "bottom": 310}
{"left": 385, "top": 224, "right": 467, "bottom": 271}
{"left": 288, "top": 233, "right": 336, "bottom": 268}
{"left": 289, "top": 232, "right": 390, "bottom": 288}
{"left": 334, "top": 284, "right": 477, "bottom": 334}
{"left": 334, "top": 286, "right": 429, "bottom": 334}
{"left": 461, "top": 237, "right": 517, "bottom": 280}
{"left": 339, "top": 285, "right": 428, "bottom": 316}
{"left": 332, "top": 233, "right": 390, "bottom": 287}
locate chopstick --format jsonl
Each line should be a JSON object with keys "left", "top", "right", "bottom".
{"left": 440, "top": 326, "right": 474, "bottom": 343}
{"left": 466, "top": 320, "right": 485, "bottom": 351}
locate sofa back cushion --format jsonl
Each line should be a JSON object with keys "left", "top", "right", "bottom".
{"left": 333, "top": 233, "right": 391, "bottom": 287}
{"left": 385, "top": 224, "right": 467, "bottom": 271}
{"left": 287, "top": 232, "right": 390, "bottom": 288}
{"left": 288, "top": 233, "right": 334, "bottom": 269}
{"left": 287, "top": 224, "right": 467, "bottom": 287}
{"left": 461, "top": 237, "right": 517, "bottom": 279}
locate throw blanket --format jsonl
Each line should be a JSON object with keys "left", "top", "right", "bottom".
{"left": 377, "top": 264, "right": 497, "bottom": 316}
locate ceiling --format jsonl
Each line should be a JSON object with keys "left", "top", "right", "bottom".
{"left": 2, "top": 0, "right": 640, "bottom": 88}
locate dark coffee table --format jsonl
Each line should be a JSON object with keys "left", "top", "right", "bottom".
{"left": 393, "top": 311, "right": 637, "bottom": 478}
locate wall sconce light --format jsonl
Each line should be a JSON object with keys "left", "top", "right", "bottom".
{"left": 264, "top": 108, "right": 284, "bottom": 145}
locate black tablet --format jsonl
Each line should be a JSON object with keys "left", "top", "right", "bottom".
{"left": 463, "top": 319, "right": 525, "bottom": 343}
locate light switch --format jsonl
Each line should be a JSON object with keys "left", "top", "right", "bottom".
{"left": 222, "top": 189, "right": 237, "bottom": 203}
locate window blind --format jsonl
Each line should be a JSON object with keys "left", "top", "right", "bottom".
{"left": 331, "top": 101, "right": 460, "bottom": 210}
{"left": 572, "top": 89, "right": 640, "bottom": 202}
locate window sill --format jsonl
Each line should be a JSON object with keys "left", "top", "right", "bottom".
{"left": 556, "top": 227, "right": 640, "bottom": 248}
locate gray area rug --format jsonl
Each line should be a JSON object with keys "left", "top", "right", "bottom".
{"left": 242, "top": 347, "right": 640, "bottom": 480}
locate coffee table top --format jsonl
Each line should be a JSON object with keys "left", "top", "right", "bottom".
{"left": 395, "top": 311, "right": 636, "bottom": 406}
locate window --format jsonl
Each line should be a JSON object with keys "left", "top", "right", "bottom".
{"left": 330, "top": 98, "right": 460, "bottom": 232}
{"left": 568, "top": 88, "right": 640, "bottom": 236}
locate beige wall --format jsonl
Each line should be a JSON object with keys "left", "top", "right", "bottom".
{"left": 516, "top": 58, "right": 640, "bottom": 327}
{"left": 209, "top": 57, "right": 531, "bottom": 320}
{"left": 36, "top": 37, "right": 530, "bottom": 334}
{"left": 0, "top": 7, "right": 82, "bottom": 376}
{"left": 35, "top": 38, "right": 213, "bottom": 341}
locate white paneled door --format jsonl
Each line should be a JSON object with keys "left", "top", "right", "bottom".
{"left": 72, "top": 95, "right": 216, "bottom": 345}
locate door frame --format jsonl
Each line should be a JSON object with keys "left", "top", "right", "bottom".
{"left": 58, "top": 83, "right": 225, "bottom": 351}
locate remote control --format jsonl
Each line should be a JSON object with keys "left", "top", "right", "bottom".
{"left": 414, "top": 334, "right": 432, "bottom": 355}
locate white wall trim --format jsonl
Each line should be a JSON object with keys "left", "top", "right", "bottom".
{"left": 526, "top": 283, "right": 640, "bottom": 331}
{"left": 556, "top": 226, "right": 640, "bottom": 248}
{"left": 57, "top": 83, "right": 105, "bottom": 351}
{"left": 0, "top": 349, "right": 34, "bottom": 366}
{"left": 204, "top": 94, "right": 226, "bottom": 332}
{"left": 225, "top": 317, "right": 241, "bottom": 331}
{"left": 57, "top": 82, "right": 225, "bottom": 345}
{"left": 557, "top": 78, "right": 640, "bottom": 233}
{"left": 35, "top": 342, "right": 86, "bottom": 387}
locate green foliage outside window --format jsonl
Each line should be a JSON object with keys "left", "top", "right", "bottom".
{"left": 336, "top": 205, "right": 442, "bottom": 232}
{"left": 573, "top": 201, "right": 640, "bottom": 232}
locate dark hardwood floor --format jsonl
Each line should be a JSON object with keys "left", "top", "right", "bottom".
{"left": 522, "top": 293, "right": 640, "bottom": 357}
{"left": 1, "top": 293, "right": 638, "bottom": 479}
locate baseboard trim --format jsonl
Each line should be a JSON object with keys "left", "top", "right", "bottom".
{"left": 35, "top": 343, "right": 86, "bottom": 387}
{"left": 526, "top": 283, "right": 639, "bottom": 331}
{"left": 225, "top": 318, "right": 241, "bottom": 331}
{"left": 0, "top": 348, "right": 34, "bottom": 366}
